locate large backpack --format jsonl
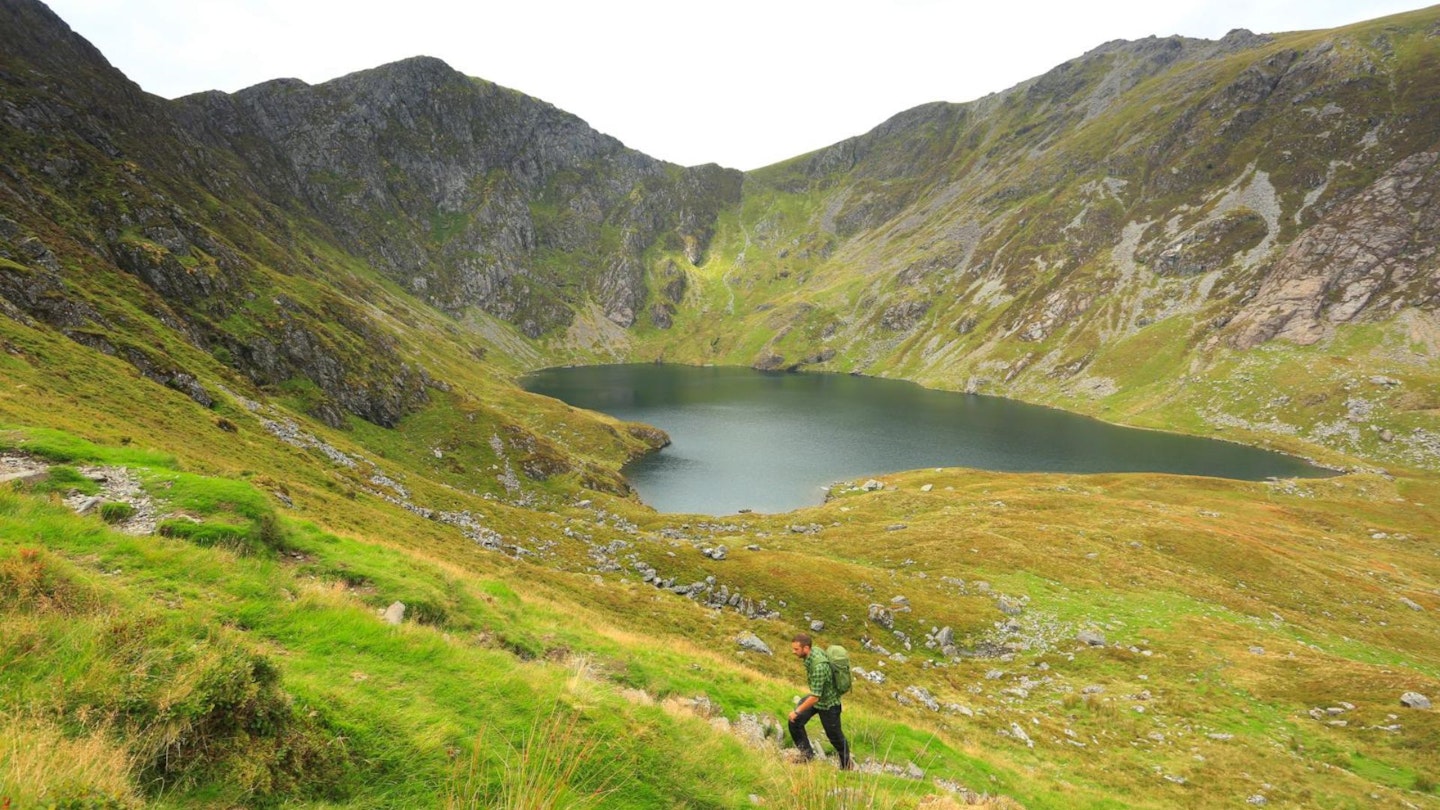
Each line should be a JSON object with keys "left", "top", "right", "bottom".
{"left": 825, "top": 645, "right": 852, "bottom": 695}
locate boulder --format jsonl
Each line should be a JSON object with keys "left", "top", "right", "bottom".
{"left": 1400, "top": 692, "right": 1431, "bottom": 710}
{"left": 382, "top": 601, "right": 406, "bottom": 625}
{"left": 737, "top": 632, "right": 772, "bottom": 655}
{"left": 867, "top": 604, "right": 895, "bottom": 630}
{"left": 1077, "top": 628, "right": 1106, "bottom": 647}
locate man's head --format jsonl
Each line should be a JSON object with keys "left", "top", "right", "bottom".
{"left": 790, "top": 633, "right": 812, "bottom": 659}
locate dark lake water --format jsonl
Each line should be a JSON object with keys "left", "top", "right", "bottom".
{"left": 522, "top": 364, "right": 1332, "bottom": 515}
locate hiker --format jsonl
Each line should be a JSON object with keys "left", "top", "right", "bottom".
{"left": 787, "top": 633, "right": 852, "bottom": 769}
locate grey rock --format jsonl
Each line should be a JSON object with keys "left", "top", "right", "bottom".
{"left": 735, "top": 712, "right": 781, "bottom": 748}
{"left": 1400, "top": 692, "right": 1431, "bottom": 709}
{"left": 382, "top": 601, "right": 406, "bottom": 625}
{"left": 935, "top": 626, "right": 955, "bottom": 647}
{"left": 1399, "top": 597, "right": 1424, "bottom": 612}
{"left": 1007, "top": 722, "right": 1034, "bottom": 748}
{"left": 868, "top": 604, "right": 895, "bottom": 630}
{"left": 853, "top": 667, "right": 886, "bottom": 684}
{"left": 997, "top": 596, "right": 1024, "bottom": 616}
{"left": 809, "top": 620, "right": 825, "bottom": 632}
{"left": 862, "top": 479, "right": 884, "bottom": 491}
{"left": 1077, "top": 628, "right": 1106, "bottom": 646}
{"left": 736, "top": 632, "right": 773, "bottom": 655}
{"left": 904, "top": 685, "right": 941, "bottom": 711}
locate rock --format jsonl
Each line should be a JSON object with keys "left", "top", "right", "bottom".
{"left": 997, "top": 596, "right": 1024, "bottom": 616}
{"left": 1399, "top": 597, "right": 1424, "bottom": 612}
{"left": 1228, "top": 152, "right": 1440, "bottom": 349}
{"left": 1007, "top": 722, "right": 1034, "bottom": 748}
{"left": 904, "top": 686, "right": 941, "bottom": 711}
{"left": 809, "top": 620, "right": 825, "bottom": 632}
{"left": 735, "top": 712, "right": 780, "bottom": 748}
{"left": 1077, "top": 628, "right": 1106, "bottom": 647}
{"left": 868, "top": 604, "right": 895, "bottom": 630}
{"left": 920, "top": 484, "right": 933, "bottom": 492}
{"left": 1082, "top": 685, "right": 1105, "bottom": 695}
{"left": 862, "top": 479, "right": 884, "bottom": 491}
{"left": 1247, "top": 796, "right": 1267, "bottom": 806}
{"left": 853, "top": 667, "right": 886, "bottom": 684}
{"left": 1249, "top": 646, "right": 1265, "bottom": 655}
{"left": 885, "top": 523, "right": 907, "bottom": 531}
{"left": 382, "top": 601, "right": 406, "bottom": 625}
{"left": 935, "top": 626, "right": 955, "bottom": 647}
{"left": 1400, "top": 692, "right": 1431, "bottom": 710}
{"left": 736, "top": 632, "right": 773, "bottom": 655}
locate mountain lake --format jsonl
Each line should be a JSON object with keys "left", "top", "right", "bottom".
{"left": 523, "top": 364, "right": 1334, "bottom": 515}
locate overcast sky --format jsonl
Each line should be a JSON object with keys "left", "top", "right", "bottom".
{"left": 46, "top": 0, "right": 1431, "bottom": 170}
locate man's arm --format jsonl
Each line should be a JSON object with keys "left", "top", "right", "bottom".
{"left": 789, "top": 656, "right": 831, "bottom": 721}
{"left": 789, "top": 694, "right": 819, "bottom": 722}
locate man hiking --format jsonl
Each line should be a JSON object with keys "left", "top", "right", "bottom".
{"left": 787, "top": 633, "right": 852, "bottom": 769}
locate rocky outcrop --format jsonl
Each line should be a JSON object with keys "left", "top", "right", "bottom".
{"left": 175, "top": 59, "right": 742, "bottom": 335}
{"left": 1229, "top": 152, "right": 1440, "bottom": 348}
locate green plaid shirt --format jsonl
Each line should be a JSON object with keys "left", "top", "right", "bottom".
{"left": 804, "top": 648, "right": 841, "bottom": 710}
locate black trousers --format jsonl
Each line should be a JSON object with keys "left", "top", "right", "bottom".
{"left": 789, "top": 703, "right": 852, "bottom": 768}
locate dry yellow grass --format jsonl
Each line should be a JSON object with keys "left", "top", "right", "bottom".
{"left": 0, "top": 714, "right": 138, "bottom": 808}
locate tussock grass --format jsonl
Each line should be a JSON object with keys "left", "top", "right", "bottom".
{"left": 0, "top": 714, "right": 138, "bottom": 809}
{"left": 444, "top": 703, "right": 621, "bottom": 810}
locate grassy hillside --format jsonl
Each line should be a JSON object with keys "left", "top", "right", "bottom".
{"left": 2, "top": 1, "right": 1439, "bottom": 807}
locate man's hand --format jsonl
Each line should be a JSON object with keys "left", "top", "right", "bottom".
{"left": 788, "top": 711, "right": 798, "bottom": 722}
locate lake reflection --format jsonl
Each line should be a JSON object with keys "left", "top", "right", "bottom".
{"left": 523, "top": 364, "right": 1331, "bottom": 515}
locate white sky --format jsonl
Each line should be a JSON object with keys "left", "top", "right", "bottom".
{"left": 45, "top": 0, "right": 1432, "bottom": 170}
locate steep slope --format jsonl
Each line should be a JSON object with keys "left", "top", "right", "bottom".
{"left": 175, "top": 57, "right": 741, "bottom": 337}
{"left": 640, "top": 10, "right": 1440, "bottom": 472}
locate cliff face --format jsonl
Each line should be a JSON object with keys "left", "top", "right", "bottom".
{"left": 175, "top": 58, "right": 741, "bottom": 336}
